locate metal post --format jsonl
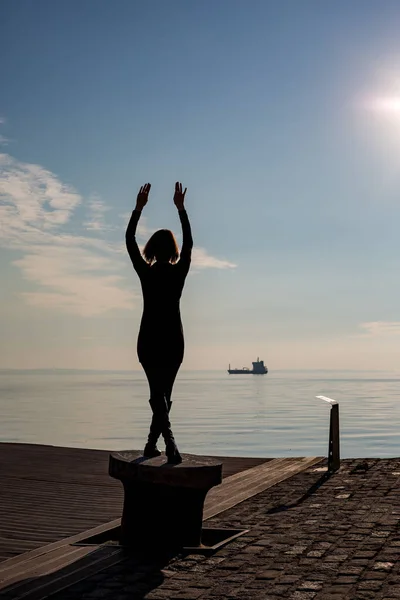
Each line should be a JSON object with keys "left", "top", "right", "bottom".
{"left": 316, "top": 396, "right": 340, "bottom": 473}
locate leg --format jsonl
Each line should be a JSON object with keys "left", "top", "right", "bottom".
{"left": 143, "top": 365, "right": 179, "bottom": 457}
{"left": 163, "top": 364, "right": 182, "bottom": 463}
{"left": 165, "top": 363, "right": 180, "bottom": 412}
{"left": 142, "top": 365, "right": 165, "bottom": 458}
{"left": 142, "top": 365, "right": 182, "bottom": 464}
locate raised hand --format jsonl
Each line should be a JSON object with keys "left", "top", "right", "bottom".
{"left": 135, "top": 183, "right": 151, "bottom": 211}
{"left": 173, "top": 181, "right": 187, "bottom": 211}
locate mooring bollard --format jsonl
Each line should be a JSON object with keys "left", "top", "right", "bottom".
{"left": 109, "top": 451, "right": 222, "bottom": 552}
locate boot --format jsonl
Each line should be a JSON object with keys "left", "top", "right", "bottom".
{"left": 161, "top": 413, "right": 182, "bottom": 465}
{"left": 143, "top": 411, "right": 161, "bottom": 458}
{"left": 165, "top": 438, "right": 182, "bottom": 465}
{"left": 144, "top": 398, "right": 174, "bottom": 457}
{"left": 148, "top": 397, "right": 181, "bottom": 464}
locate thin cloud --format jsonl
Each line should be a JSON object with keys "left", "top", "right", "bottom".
{"left": 0, "top": 154, "right": 80, "bottom": 228}
{"left": 0, "top": 152, "right": 235, "bottom": 316}
{"left": 359, "top": 321, "right": 400, "bottom": 336}
{"left": 192, "top": 247, "right": 236, "bottom": 269}
{"left": 135, "top": 215, "right": 152, "bottom": 241}
{"left": 13, "top": 247, "right": 136, "bottom": 316}
{"left": 84, "top": 195, "right": 111, "bottom": 231}
{"left": 0, "top": 153, "right": 135, "bottom": 316}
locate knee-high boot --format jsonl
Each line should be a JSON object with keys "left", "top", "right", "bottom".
{"left": 143, "top": 400, "right": 162, "bottom": 458}
{"left": 145, "top": 399, "right": 173, "bottom": 453}
{"left": 155, "top": 397, "right": 181, "bottom": 465}
{"left": 161, "top": 413, "right": 182, "bottom": 465}
{"left": 145, "top": 397, "right": 181, "bottom": 464}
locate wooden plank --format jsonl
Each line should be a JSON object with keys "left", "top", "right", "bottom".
{"left": 204, "top": 455, "right": 271, "bottom": 479}
{"left": 0, "top": 547, "right": 94, "bottom": 587}
{"left": 0, "top": 546, "right": 96, "bottom": 583}
{"left": 205, "top": 457, "right": 304, "bottom": 505}
{"left": 210, "top": 457, "right": 313, "bottom": 495}
{"left": 206, "top": 458, "right": 299, "bottom": 504}
{"left": 0, "top": 520, "right": 122, "bottom": 576}
{"left": 0, "top": 547, "right": 124, "bottom": 600}
{"left": 204, "top": 456, "right": 323, "bottom": 520}
{"left": 211, "top": 456, "right": 289, "bottom": 486}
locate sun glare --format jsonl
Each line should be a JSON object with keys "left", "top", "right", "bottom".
{"left": 368, "top": 97, "right": 400, "bottom": 113}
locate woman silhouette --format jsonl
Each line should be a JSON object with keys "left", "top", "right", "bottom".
{"left": 126, "top": 182, "right": 193, "bottom": 464}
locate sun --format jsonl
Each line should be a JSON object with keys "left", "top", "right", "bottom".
{"left": 368, "top": 96, "right": 400, "bottom": 113}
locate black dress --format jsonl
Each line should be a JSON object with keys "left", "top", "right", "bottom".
{"left": 126, "top": 209, "right": 193, "bottom": 368}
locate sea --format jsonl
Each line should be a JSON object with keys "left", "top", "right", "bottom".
{"left": 1, "top": 369, "right": 399, "bottom": 459}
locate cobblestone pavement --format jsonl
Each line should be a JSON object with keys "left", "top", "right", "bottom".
{"left": 50, "top": 458, "right": 400, "bottom": 600}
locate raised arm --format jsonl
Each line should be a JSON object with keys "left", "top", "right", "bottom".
{"left": 125, "top": 183, "right": 151, "bottom": 277}
{"left": 174, "top": 182, "right": 193, "bottom": 277}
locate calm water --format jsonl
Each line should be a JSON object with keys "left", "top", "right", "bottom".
{"left": 0, "top": 369, "right": 399, "bottom": 458}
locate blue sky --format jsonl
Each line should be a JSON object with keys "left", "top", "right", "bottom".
{"left": 2, "top": 0, "right": 400, "bottom": 370}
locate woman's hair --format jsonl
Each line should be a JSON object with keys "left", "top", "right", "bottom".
{"left": 143, "top": 229, "right": 179, "bottom": 265}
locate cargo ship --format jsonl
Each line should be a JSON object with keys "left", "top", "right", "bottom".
{"left": 228, "top": 357, "right": 268, "bottom": 375}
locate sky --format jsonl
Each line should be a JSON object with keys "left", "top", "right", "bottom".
{"left": 2, "top": 0, "right": 400, "bottom": 371}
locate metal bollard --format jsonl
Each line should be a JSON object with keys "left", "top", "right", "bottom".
{"left": 316, "top": 396, "right": 340, "bottom": 473}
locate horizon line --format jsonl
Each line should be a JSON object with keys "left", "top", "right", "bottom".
{"left": 0, "top": 367, "right": 397, "bottom": 373}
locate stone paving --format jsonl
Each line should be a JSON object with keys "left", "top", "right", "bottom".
{"left": 50, "top": 458, "right": 400, "bottom": 600}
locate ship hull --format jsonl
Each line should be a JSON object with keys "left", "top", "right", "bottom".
{"left": 228, "top": 369, "right": 268, "bottom": 375}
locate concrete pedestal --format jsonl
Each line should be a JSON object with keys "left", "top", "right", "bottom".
{"left": 109, "top": 451, "right": 222, "bottom": 551}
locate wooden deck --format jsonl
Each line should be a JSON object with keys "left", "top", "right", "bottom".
{"left": 0, "top": 443, "right": 270, "bottom": 564}
{"left": 0, "top": 443, "right": 324, "bottom": 599}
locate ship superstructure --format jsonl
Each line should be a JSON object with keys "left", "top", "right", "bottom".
{"left": 228, "top": 357, "right": 268, "bottom": 375}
